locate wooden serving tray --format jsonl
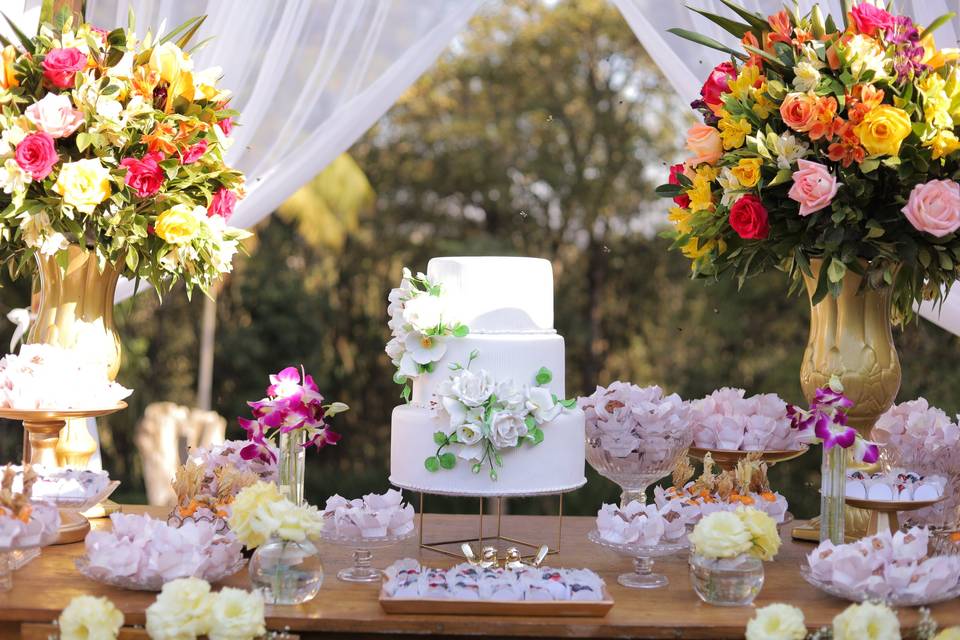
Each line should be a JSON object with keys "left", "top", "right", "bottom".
{"left": 379, "top": 588, "right": 614, "bottom": 617}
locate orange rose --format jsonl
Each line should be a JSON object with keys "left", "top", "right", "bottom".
{"left": 0, "top": 45, "right": 18, "bottom": 89}
{"left": 780, "top": 92, "right": 818, "bottom": 133}
{"left": 685, "top": 124, "right": 723, "bottom": 166}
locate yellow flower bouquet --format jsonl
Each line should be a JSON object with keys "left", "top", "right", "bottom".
{"left": 0, "top": 10, "right": 249, "bottom": 295}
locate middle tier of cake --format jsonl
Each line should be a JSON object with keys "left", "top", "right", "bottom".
{"left": 390, "top": 403, "right": 586, "bottom": 497}
{"left": 410, "top": 333, "right": 566, "bottom": 405}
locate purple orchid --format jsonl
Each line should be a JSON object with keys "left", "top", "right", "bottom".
{"left": 787, "top": 378, "right": 882, "bottom": 464}
{"left": 238, "top": 365, "right": 348, "bottom": 455}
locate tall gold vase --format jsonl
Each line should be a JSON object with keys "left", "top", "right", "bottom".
{"left": 800, "top": 259, "right": 901, "bottom": 437}
{"left": 26, "top": 245, "right": 123, "bottom": 468}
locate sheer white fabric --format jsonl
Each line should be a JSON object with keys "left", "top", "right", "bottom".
{"left": 613, "top": 0, "right": 960, "bottom": 333}
{"left": 81, "top": 0, "right": 485, "bottom": 299}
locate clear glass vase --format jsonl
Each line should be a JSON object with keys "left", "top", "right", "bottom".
{"left": 249, "top": 537, "right": 324, "bottom": 605}
{"left": 689, "top": 553, "right": 764, "bottom": 606}
{"left": 278, "top": 430, "right": 306, "bottom": 505}
{"left": 820, "top": 445, "right": 846, "bottom": 544}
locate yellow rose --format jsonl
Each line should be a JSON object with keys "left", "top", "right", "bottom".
{"left": 58, "top": 595, "right": 124, "bottom": 640}
{"left": 689, "top": 511, "right": 752, "bottom": 559}
{"left": 0, "top": 45, "right": 18, "bottom": 89}
{"left": 854, "top": 105, "right": 912, "bottom": 157}
{"left": 746, "top": 603, "right": 807, "bottom": 640}
{"left": 927, "top": 129, "right": 960, "bottom": 160}
{"left": 737, "top": 507, "right": 781, "bottom": 561}
{"left": 731, "top": 158, "right": 763, "bottom": 188}
{"left": 934, "top": 628, "right": 960, "bottom": 640}
{"left": 155, "top": 204, "right": 202, "bottom": 245}
{"left": 53, "top": 159, "right": 112, "bottom": 214}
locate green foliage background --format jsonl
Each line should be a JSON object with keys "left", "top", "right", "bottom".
{"left": 1, "top": 0, "right": 959, "bottom": 519}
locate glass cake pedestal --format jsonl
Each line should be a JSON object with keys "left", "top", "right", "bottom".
{"left": 588, "top": 529, "right": 689, "bottom": 589}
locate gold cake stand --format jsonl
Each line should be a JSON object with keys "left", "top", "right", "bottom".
{"left": 687, "top": 446, "right": 808, "bottom": 471}
{"left": 845, "top": 495, "right": 944, "bottom": 538}
{"left": 0, "top": 403, "right": 126, "bottom": 544}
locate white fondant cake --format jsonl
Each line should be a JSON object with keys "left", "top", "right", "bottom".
{"left": 388, "top": 257, "right": 586, "bottom": 497}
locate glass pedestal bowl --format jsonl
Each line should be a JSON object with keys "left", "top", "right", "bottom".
{"left": 586, "top": 432, "right": 691, "bottom": 506}
{"left": 319, "top": 528, "right": 415, "bottom": 583}
{"left": 588, "top": 529, "right": 688, "bottom": 589}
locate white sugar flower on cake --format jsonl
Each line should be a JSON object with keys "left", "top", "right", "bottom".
{"left": 0, "top": 343, "right": 131, "bottom": 410}
{"left": 385, "top": 268, "right": 469, "bottom": 402}
{"left": 426, "top": 353, "right": 576, "bottom": 480}
{"left": 689, "top": 387, "right": 801, "bottom": 451}
{"left": 578, "top": 382, "right": 690, "bottom": 458}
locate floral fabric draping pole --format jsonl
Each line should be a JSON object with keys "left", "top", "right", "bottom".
{"left": 612, "top": 0, "right": 960, "bottom": 334}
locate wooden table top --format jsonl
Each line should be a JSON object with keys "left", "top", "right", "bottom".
{"left": 0, "top": 506, "right": 957, "bottom": 639}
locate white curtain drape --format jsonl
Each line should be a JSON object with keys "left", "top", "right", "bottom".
{"left": 613, "top": 0, "right": 960, "bottom": 334}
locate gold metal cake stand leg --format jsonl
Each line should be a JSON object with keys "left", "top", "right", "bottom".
{"left": 22, "top": 419, "right": 66, "bottom": 468}
{"left": 418, "top": 493, "right": 564, "bottom": 561}
{"left": 792, "top": 507, "right": 871, "bottom": 543}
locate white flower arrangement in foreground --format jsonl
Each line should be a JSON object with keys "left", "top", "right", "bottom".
{"left": 689, "top": 508, "right": 781, "bottom": 561}
{"left": 385, "top": 267, "right": 468, "bottom": 401}
{"left": 426, "top": 352, "right": 575, "bottom": 480}
{"left": 58, "top": 579, "right": 266, "bottom": 640}
{"left": 578, "top": 382, "right": 690, "bottom": 458}
{"left": 746, "top": 600, "right": 960, "bottom": 640}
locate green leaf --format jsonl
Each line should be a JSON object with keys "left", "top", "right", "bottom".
{"left": 859, "top": 158, "right": 880, "bottom": 174}
{"left": 686, "top": 7, "right": 752, "bottom": 38}
{"left": 559, "top": 398, "right": 577, "bottom": 408}
{"left": 438, "top": 452, "right": 456, "bottom": 469}
{"left": 452, "top": 323, "right": 469, "bottom": 338}
{"left": 75, "top": 132, "right": 92, "bottom": 153}
{"left": 125, "top": 250, "right": 139, "bottom": 272}
{"left": 1, "top": 12, "right": 35, "bottom": 54}
{"left": 424, "top": 456, "right": 440, "bottom": 473}
{"left": 923, "top": 12, "right": 956, "bottom": 38}
{"left": 101, "top": 84, "right": 119, "bottom": 96}
{"left": 840, "top": 0, "right": 853, "bottom": 29}
{"left": 714, "top": 0, "right": 770, "bottom": 30}
{"left": 401, "top": 384, "right": 411, "bottom": 402}
{"left": 767, "top": 168, "right": 792, "bottom": 187}
{"left": 529, "top": 427, "right": 544, "bottom": 445}
{"left": 433, "top": 431, "right": 448, "bottom": 446}
{"left": 471, "top": 463, "right": 482, "bottom": 474}
{"left": 174, "top": 15, "right": 207, "bottom": 49}
{"left": 667, "top": 28, "right": 748, "bottom": 60}
{"left": 827, "top": 258, "right": 847, "bottom": 284}
{"left": 524, "top": 415, "right": 537, "bottom": 430}
{"left": 656, "top": 184, "right": 685, "bottom": 198}
{"left": 535, "top": 366, "right": 552, "bottom": 385}
{"left": 159, "top": 15, "right": 205, "bottom": 45}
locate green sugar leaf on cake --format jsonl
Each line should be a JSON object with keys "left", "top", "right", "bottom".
{"left": 535, "top": 366, "right": 552, "bottom": 386}
{"left": 433, "top": 431, "right": 448, "bottom": 446}
{"left": 452, "top": 323, "right": 469, "bottom": 338}
{"left": 438, "top": 453, "right": 457, "bottom": 469}
{"left": 424, "top": 456, "right": 441, "bottom": 472}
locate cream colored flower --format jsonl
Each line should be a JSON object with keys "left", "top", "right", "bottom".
{"left": 689, "top": 511, "right": 752, "bottom": 559}
{"left": 53, "top": 158, "right": 112, "bottom": 214}
{"left": 58, "top": 595, "right": 124, "bottom": 640}
{"left": 227, "top": 481, "right": 283, "bottom": 548}
{"left": 845, "top": 34, "right": 890, "bottom": 81}
{"left": 145, "top": 577, "right": 214, "bottom": 640}
{"left": 207, "top": 587, "right": 266, "bottom": 640}
{"left": 934, "top": 628, "right": 960, "bottom": 640}
{"left": 792, "top": 61, "right": 822, "bottom": 92}
{"left": 745, "top": 603, "right": 807, "bottom": 640}
{"left": 737, "top": 507, "right": 781, "bottom": 560}
{"left": 832, "top": 602, "right": 901, "bottom": 640}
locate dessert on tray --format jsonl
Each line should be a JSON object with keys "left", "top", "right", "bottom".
{"left": 690, "top": 388, "right": 803, "bottom": 451}
{"left": 321, "top": 490, "right": 415, "bottom": 538}
{"left": 388, "top": 257, "right": 586, "bottom": 497}
{"left": 0, "top": 466, "right": 59, "bottom": 549}
{"left": 653, "top": 453, "right": 789, "bottom": 523}
{"left": 595, "top": 501, "right": 693, "bottom": 546}
{"left": 8, "top": 466, "right": 111, "bottom": 503}
{"left": 845, "top": 469, "right": 946, "bottom": 502}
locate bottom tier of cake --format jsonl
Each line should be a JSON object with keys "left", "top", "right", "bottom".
{"left": 389, "top": 403, "right": 586, "bottom": 497}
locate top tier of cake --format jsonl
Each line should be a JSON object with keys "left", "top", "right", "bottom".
{"left": 427, "top": 257, "right": 554, "bottom": 333}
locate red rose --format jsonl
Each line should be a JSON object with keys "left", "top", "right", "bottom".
{"left": 120, "top": 151, "right": 165, "bottom": 198}
{"left": 217, "top": 117, "right": 233, "bottom": 136}
{"left": 181, "top": 139, "right": 208, "bottom": 164}
{"left": 700, "top": 62, "right": 737, "bottom": 107}
{"left": 15, "top": 132, "right": 58, "bottom": 180}
{"left": 849, "top": 3, "right": 895, "bottom": 36}
{"left": 41, "top": 47, "right": 87, "bottom": 89}
{"left": 728, "top": 194, "right": 770, "bottom": 240}
{"left": 668, "top": 163, "right": 691, "bottom": 208}
{"left": 208, "top": 187, "right": 237, "bottom": 220}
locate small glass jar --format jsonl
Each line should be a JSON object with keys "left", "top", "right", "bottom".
{"left": 249, "top": 536, "right": 324, "bottom": 605}
{"left": 689, "top": 552, "right": 764, "bottom": 606}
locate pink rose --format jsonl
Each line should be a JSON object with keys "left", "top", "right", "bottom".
{"left": 850, "top": 3, "right": 895, "bottom": 36}
{"left": 120, "top": 151, "right": 165, "bottom": 198}
{"left": 217, "top": 117, "right": 233, "bottom": 136}
{"left": 15, "top": 132, "right": 58, "bottom": 180}
{"left": 686, "top": 124, "right": 723, "bottom": 166}
{"left": 41, "top": 47, "right": 87, "bottom": 89}
{"left": 700, "top": 61, "right": 737, "bottom": 107}
{"left": 209, "top": 187, "right": 237, "bottom": 220}
{"left": 180, "top": 139, "right": 208, "bottom": 164}
{"left": 788, "top": 160, "right": 840, "bottom": 216}
{"left": 902, "top": 179, "right": 960, "bottom": 237}
{"left": 24, "top": 93, "right": 84, "bottom": 138}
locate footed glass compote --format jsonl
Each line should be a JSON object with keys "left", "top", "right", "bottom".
{"left": 319, "top": 528, "right": 415, "bottom": 583}
{"left": 588, "top": 529, "right": 688, "bottom": 589}
{"left": 586, "top": 432, "right": 692, "bottom": 507}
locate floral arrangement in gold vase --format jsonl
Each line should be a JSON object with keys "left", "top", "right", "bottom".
{"left": 659, "top": 1, "right": 960, "bottom": 435}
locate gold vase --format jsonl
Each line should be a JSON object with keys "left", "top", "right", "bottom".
{"left": 26, "top": 245, "right": 123, "bottom": 468}
{"left": 800, "top": 259, "right": 901, "bottom": 437}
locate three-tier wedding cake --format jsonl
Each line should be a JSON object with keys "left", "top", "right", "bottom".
{"left": 387, "top": 256, "right": 586, "bottom": 497}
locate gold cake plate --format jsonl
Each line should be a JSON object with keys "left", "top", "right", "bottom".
{"left": 687, "top": 446, "right": 808, "bottom": 471}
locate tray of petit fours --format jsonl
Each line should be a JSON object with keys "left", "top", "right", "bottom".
{"left": 379, "top": 559, "right": 614, "bottom": 616}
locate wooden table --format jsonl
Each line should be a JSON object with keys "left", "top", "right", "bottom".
{"left": 1, "top": 506, "right": 957, "bottom": 639}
